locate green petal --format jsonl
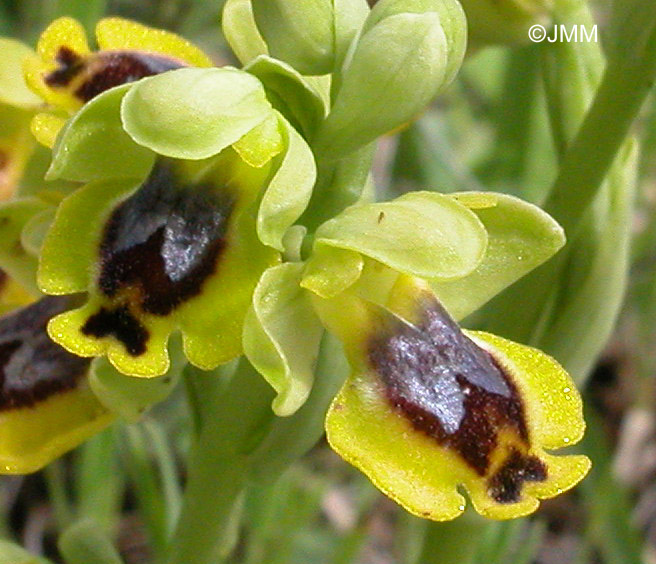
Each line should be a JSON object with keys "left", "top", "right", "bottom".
{"left": 313, "top": 191, "right": 487, "bottom": 281}
{"left": 301, "top": 245, "right": 363, "bottom": 298}
{"left": 0, "top": 198, "right": 50, "bottom": 295}
{"left": 245, "top": 55, "right": 327, "bottom": 137}
{"left": 333, "top": 0, "right": 370, "bottom": 67}
{"left": 0, "top": 38, "right": 42, "bottom": 109}
{"left": 431, "top": 192, "right": 565, "bottom": 320}
{"left": 48, "top": 84, "right": 155, "bottom": 182}
{"left": 314, "top": 12, "right": 448, "bottom": 158}
{"left": 121, "top": 67, "right": 273, "bottom": 160}
{"left": 257, "top": 114, "right": 316, "bottom": 251}
{"left": 89, "top": 335, "right": 186, "bottom": 422}
{"left": 251, "top": 0, "right": 335, "bottom": 75}
{"left": 243, "top": 263, "right": 324, "bottom": 416}
{"left": 222, "top": 0, "right": 269, "bottom": 65}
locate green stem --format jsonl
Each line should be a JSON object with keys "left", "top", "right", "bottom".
{"left": 167, "top": 334, "right": 350, "bottom": 563}
{"left": 166, "top": 359, "right": 275, "bottom": 564}
{"left": 543, "top": 20, "right": 656, "bottom": 235}
{"left": 416, "top": 513, "right": 490, "bottom": 564}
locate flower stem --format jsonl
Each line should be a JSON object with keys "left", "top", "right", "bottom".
{"left": 165, "top": 359, "right": 275, "bottom": 564}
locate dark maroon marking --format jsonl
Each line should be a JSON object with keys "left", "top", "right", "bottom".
{"left": 98, "top": 161, "right": 235, "bottom": 317}
{"left": 488, "top": 448, "right": 547, "bottom": 503}
{"left": 0, "top": 269, "right": 6, "bottom": 292}
{"left": 0, "top": 296, "right": 90, "bottom": 411}
{"left": 81, "top": 306, "right": 148, "bottom": 357}
{"left": 45, "top": 47, "right": 186, "bottom": 103}
{"left": 368, "top": 295, "right": 547, "bottom": 503}
{"left": 44, "top": 46, "right": 84, "bottom": 87}
{"left": 75, "top": 51, "right": 186, "bottom": 102}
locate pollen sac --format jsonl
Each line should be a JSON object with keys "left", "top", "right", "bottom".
{"left": 41, "top": 156, "right": 278, "bottom": 376}
{"left": 0, "top": 296, "right": 112, "bottom": 474}
{"left": 322, "top": 278, "right": 590, "bottom": 520}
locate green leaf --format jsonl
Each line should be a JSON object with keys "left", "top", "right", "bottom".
{"left": 257, "top": 114, "right": 316, "bottom": 251}
{"left": 121, "top": 68, "right": 272, "bottom": 160}
{"left": 538, "top": 139, "right": 637, "bottom": 382}
{"left": 48, "top": 84, "right": 155, "bottom": 182}
{"left": 312, "top": 191, "right": 487, "bottom": 281}
{"left": 243, "top": 263, "right": 324, "bottom": 416}
{"left": 58, "top": 519, "right": 124, "bottom": 564}
{"left": 89, "top": 336, "right": 186, "bottom": 422}
{"left": 222, "top": 0, "right": 269, "bottom": 65}
{"left": 431, "top": 192, "right": 565, "bottom": 321}
{"left": 0, "top": 38, "right": 42, "bottom": 108}
{"left": 314, "top": 12, "right": 449, "bottom": 158}
{"left": 245, "top": 55, "right": 326, "bottom": 137}
{"left": 251, "top": 0, "right": 335, "bottom": 75}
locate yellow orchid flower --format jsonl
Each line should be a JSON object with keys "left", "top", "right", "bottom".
{"left": 23, "top": 16, "right": 213, "bottom": 147}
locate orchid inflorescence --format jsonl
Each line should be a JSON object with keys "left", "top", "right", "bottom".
{"left": 0, "top": 0, "right": 588, "bottom": 532}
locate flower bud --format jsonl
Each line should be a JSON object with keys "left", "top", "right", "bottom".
{"left": 314, "top": 0, "right": 467, "bottom": 157}
{"left": 459, "top": 0, "right": 553, "bottom": 46}
{"left": 251, "top": 0, "right": 336, "bottom": 75}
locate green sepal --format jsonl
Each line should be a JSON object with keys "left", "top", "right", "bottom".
{"left": 363, "top": 0, "right": 466, "bottom": 86}
{"left": 0, "top": 198, "right": 50, "bottom": 295}
{"left": 311, "top": 191, "right": 487, "bottom": 281}
{"left": 251, "top": 0, "right": 335, "bottom": 75}
{"left": 0, "top": 38, "right": 42, "bottom": 109}
{"left": 48, "top": 84, "right": 155, "bottom": 182}
{"left": 222, "top": 0, "right": 269, "bottom": 65}
{"left": 121, "top": 67, "right": 273, "bottom": 160}
{"left": 245, "top": 55, "right": 327, "bottom": 137}
{"left": 21, "top": 207, "right": 56, "bottom": 257}
{"left": 431, "top": 192, "right": 565, "bottom": 321}
{"left": 314, "top": 12, "right": 448, "bottom": 157}
{"left": 89, "top": 335, "right": 186, "bottom": 422}
{"left": 243, "top": 263, "right": 324, "bottom": 416}
{"left": 38, "top": 178, "right": 139, "bottom": 294}
{"left": 257, "top": 114, "right": 316, "bottom": 251}
{"left": 0, "top": 539, "right": 52, "bottom": 564}
{"left": 301, "top": 245, "right": 363, "bottom": 298}
{"left": 333, "top": 0, "right": 370, "bottom": 67}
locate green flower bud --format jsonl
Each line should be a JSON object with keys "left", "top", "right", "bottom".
{"left": 314, "top": 0, "right": 467, "bottom": 158}
{"left": 251, "top": 0, "right": 336, "bottom": 75}
{"left": 459, "top": 0, "right": 553, "bottom": 46}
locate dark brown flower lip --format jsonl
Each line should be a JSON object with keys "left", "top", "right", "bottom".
{"left": 0, "top": 296, "right": 90, "bottom": 411}
{"left": 79, "top": 161, "right": 235, "bottom": 357}
{"left": 368, "top": 295, "right": 547, "bottom": 503}
{"left": 45, "top": 46, "right": 188, "bottom": 103}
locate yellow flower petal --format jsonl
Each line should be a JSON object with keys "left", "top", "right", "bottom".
{"left": 30, "top": 112, "right": 67, "bottom": 148}
{"left": 95, "top": 17, "right": 213, "bottom": 67}
{"left": 0, "top": 297, "right": 112, "bottom": 474}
